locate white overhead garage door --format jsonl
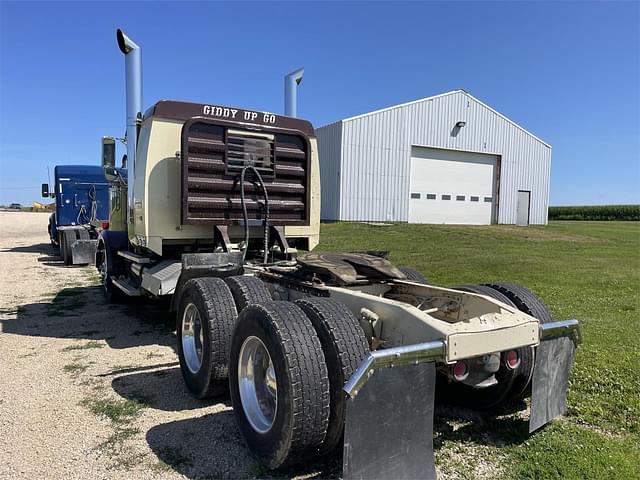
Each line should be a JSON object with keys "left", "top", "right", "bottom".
{"left": 408, "top": 147, "right": 497, "bottom": 224}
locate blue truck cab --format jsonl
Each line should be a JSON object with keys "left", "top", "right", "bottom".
{"left": 43, "top": 165, "right": 125, "bottom": 265}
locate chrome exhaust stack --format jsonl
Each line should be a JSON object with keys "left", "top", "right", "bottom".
{"left": 284, "top": 67, "right": 304, "bottom": 117}
{"left": 116, "top": 29, "right": 142, "bottom": 222}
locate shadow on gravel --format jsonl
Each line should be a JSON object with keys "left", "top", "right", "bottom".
{"left": 146, "top": 410, "right": 343, "bottom": 480}
{"left": 146, "top": 408, "right": 251, "bottom": 478}
{"left": 141, "top": 398, "right": 530, "bottom": 480}
{"left": 1, "top": 285, "right": 176, "bottom": 350}
{"left": 111, "top": 366, "right": 212, "bottom": 412}
{"left": 1, "top": 242, "right": 55, "bottom": 254}
{"left": 0, "top": 241, "right": 84, "bottom": 268}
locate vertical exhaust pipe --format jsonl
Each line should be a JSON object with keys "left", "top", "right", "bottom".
{"left": 284, "top": 67, "right": 304, "bottom": 117}
{"left": 116, "top": 29, "right": 142, "bottom": 222}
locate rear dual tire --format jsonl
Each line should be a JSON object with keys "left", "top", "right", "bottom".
{"left": 294, "top": 298, "right": 370, "bottom": 454}
{"left": 177, "top": 278, "right": 238, "bottom": 399}
{"left": 398, "top": 266, "right": 429, "bottom": 284}
{"left": 229, "top": 301, "right": 330, "bottom": 469}
{"left": 483, "top": 282, "right": 553, "bottom": 399}
{"left": 444, "top": 282, "right": 553, "bottom": 408}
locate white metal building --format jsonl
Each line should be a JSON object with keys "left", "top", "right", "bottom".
{"left": 316, "top": 90, "right": 551, "bottom": 225}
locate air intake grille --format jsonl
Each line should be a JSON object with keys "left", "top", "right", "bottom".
{"left": 181, "top": 119, "right": 311, "bottom": 226}
{"left": 226, "top": 129, "right": 275, "bottom": 176}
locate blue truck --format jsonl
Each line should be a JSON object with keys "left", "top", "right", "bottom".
{"left": 42, "top": 165, "right": 125, "bottom": 265}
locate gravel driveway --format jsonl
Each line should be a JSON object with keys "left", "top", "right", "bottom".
{"left": 0, "top": 212, "right": 508, "bottom": 480}
{"left": 0, "top": 212, "right": 341, "bottom": 480}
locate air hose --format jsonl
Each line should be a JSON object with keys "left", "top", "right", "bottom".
{"left": 239, "top": 165, "right": 270, "bottom": 264}
{"left": 89, "top": 184, "right": 97, "bottom": 222}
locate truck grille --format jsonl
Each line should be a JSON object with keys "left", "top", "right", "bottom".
{"left": 226, "top": 130, "right": 275, "bottom": 176}
{"left": 181, "top": 119, "right": 310, "bottom": 226}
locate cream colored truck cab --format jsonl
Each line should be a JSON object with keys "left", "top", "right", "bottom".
{"left": 129, "top": 100, "right": 320, "bottom": 256}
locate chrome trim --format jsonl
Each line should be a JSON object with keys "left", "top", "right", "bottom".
{"left": 343, "top": 340, "right": 446, "bottom": 398}
{"left": 539, "top": 319, "right": 581, "bottom": 345}
{"left": 116, "top": 29, "right": 142, "bottom": 226}
{"left": 284, "top": 67, "right": 304, "bottom": 117}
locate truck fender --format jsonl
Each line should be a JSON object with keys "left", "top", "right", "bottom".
{"left": 48, "top": 213, "right": 58, "bottom": 245}
{"left": 97, "top": 230, "right": 128, "bottom": 273}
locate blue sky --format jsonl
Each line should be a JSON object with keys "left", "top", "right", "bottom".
{"left": 0, "top": 0, "right": 638, "bottom": 206}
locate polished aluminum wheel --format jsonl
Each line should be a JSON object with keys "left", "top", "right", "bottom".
{"left": 182, "top": 303, "right": 204, "bottom": 374}
{"left": 238, "top": 336, "right": 277, "bottom": 433}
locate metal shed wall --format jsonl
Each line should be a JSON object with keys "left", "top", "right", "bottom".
{"left": 317, "top": 90, "right": 551, "bottom": 224}
{"left": 316, "top": 120, "right": 343, "bottom": 220}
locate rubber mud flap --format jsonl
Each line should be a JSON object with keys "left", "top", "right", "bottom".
{"left": 71, "top": 239, "right": 98, "bottom": 265}
{"left": 343, "top": 362, "right": 436, "bottom": 480}
{"left": 529, "top": 336, "right": 576, "bottom": 433}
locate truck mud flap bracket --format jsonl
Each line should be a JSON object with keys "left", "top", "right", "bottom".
{"left": 529, "top": 319, "right": 581, "bottom": 433}
{"left": 342, "top": 341, "right": 445, "bottom": 480}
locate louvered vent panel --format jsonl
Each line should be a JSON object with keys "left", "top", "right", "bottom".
{"left": 181, "top": 120, "right": 310, "bottom": 225}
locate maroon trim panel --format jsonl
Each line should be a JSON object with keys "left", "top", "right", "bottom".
{"left": 147, "top": 100, "right": 315, "bottom": 137}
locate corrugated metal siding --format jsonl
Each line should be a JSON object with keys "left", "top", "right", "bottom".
{"left": 319, "top": 91, "right": 550, "bottom": 224}
{"left": 315, "top": 121, "right": 343, "bottom": 220}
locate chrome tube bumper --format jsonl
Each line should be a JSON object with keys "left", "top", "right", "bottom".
{"left": 540, "top": 319, "right": 582, "bottom": 345}
{"left": 343, "top": 340, "right": 445, "bottom": 398}
{"left": 344, "top": 319, "right": 581, "bottom": 398}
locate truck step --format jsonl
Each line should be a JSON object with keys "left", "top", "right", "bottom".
{"left": 117, "top": 250, "right": 152, "bottom": 264}
{"left": 111, "top": 277, "right": 143, "bottom": 296}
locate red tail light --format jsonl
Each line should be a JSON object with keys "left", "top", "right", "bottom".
{"left": 101, "top": 221, "right": 110, "bottom": 230}
{"left": 452, "top": 360, "right": 469, "bottom": 381}
{"left": 505, "top": 350, "right": 520, "bottom": 370}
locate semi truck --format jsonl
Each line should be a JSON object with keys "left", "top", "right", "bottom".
{"left": 97, "top": 29, "right": 581, "bottom": 479}
{"left": 42, "top": 165, "right": 126, "bottom": 265}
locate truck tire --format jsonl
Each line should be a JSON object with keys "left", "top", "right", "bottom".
{"left": 445, "top": 284, "right": 522, "bottom": 409}
{"left": 229, "top": 301, "right": 330, "bottom": 469}
{"left": 48, "top": 215, "right": 58, "bottom": 248}
{"left": 96, "top": 240, "right": 124, "bottom": 303}
{"left": 483, "top": 283, "right": 553, "bottom": 399}
{"left": 177, "top": 278, "right": 238, "bottom": 399}
{"left": 61, "top": 230, "right": 74, "bottom": 266}
{"left": 295, "top": 297, "right": 370, "bottom": 453}
{"left": 225, "top": 275, "right": 272, "bottom": 311}
{"left": 398, "top": 266, "right": 429, "bottom": 284}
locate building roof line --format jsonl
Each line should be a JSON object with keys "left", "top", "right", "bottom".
{"left": 462, "top": 91, "right": 551, "bottom": 148}
{"left": 337, "top": 90, "right": 462, "bottom": 123}
{"left": 319, "top": 89, "right": 551, "bottom": 149}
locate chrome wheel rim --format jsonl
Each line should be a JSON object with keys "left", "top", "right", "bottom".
{"left": 98, "top": 250, "right": 109, "bottom": 292}
{"left": 238, "top": 336, "right": 277, "bottom": 433}
{"left": 182, "top": 303, "right": 204, "bottom": 373}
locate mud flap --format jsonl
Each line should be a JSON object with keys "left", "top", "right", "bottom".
{"left": 343, "top": 362, "right": 436, "bottom": 480}
{"left": 71, "top": 239, "right": 98, "bottom": 265}
{"left": 529, "top": 336, "right": 576, "bottom": 432}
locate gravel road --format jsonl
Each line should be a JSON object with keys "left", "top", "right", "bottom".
{"left": 0, "top": 212, "right": 505, "bottom": 480}
{"left": 0, "top": 212, "right": 340, "bottom": 480}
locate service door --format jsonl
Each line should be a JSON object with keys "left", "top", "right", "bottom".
{"left": 408, "top": 147, "right": 498, "bottom": 224}
{"left": 516, "top": 190, "right": 531, "bottom": 226}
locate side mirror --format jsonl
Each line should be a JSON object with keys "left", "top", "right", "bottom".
{"left": 41, "top": 183, "right": 50, "bottom": 198}
{"left": 102, "top": 136, "right": 116, "bottom": 169}
{"left": 102, "top": 136, "right": 118, "bottom": 181}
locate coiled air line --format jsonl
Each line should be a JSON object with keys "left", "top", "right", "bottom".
{"left": 239, "top": 165, "right": 270, "bottom": 264}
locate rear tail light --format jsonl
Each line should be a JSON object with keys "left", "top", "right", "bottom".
{"left": 101, "top": 221, "right": 110, "bottom": 230}
{"left": 452, "top": 360, "right": 469, "bottom": 381}
{"left": 505, "top": 350, "right": 520, "bottom": 370}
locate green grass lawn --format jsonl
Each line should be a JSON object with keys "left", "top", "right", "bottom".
{"left": 316, "top": 220, "right": 640, "bottom": 479}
